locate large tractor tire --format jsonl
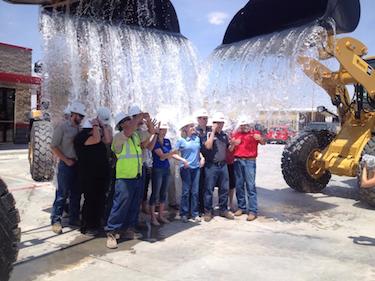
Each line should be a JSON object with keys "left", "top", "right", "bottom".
{"left": 358, "top": 137, "right": 375, "bottom": 207}
{"left": 281, "top": 131, "right": 335, "bottom": 193}
{"left": 29, "top": 121, "right": 55, "bottom": 182}
{"left": 0, "top": 179, "right": 20, "bottom": 281}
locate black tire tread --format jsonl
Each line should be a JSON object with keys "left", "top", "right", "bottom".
{"left": 29, "top": 121, "right": 55, "bottom": 182}
{"left": 0, "top": 179, "right": 20, "bottom": 281}
{"left": 281, "top": 131, "right": 335, "bottom": 193}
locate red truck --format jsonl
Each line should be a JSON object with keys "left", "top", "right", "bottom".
{"left": 266, "top": 126, "right": 295, "bottom": 144}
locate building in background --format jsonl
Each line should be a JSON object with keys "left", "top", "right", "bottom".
{"left": 257, "top": 108, "right": 327, "bottom": 132}
{"left": 0, "top": 42, "right": 41, "bottom": 144}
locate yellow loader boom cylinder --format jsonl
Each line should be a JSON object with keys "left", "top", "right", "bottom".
{"left": 300, "top": 37, "right": 375, "bottom": 178}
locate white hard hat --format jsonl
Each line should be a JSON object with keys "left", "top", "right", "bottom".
{"left": 128, "top": 104, "right": 143, "bottom": 116}
{"left": 194, "top": 108, "right": 209, "bottom": 118}
{"left": 238, "top": 117, "right": 250, "bottom": 126}
{"left": 115, "top": 112, "right": 131, "bottom": 128}
{"left": 179, "top": 117, "right": 195, "bottom": 130}
{"left": 211, "top": 112, "right": 225, "bottom": 123}
{"left": 82, "top": 119, "right": 93, "bottom": 129}
{"left": 69, "top": 101, "right": 86, "bottom": 116}
{"left": 159, "top": 121, "right": 169, "bottom": 130}
{"left": 63, "top": 106, "right": 70, "bottom": 115}
{"left": 97, "top": 107, "right": 111, "bottom": 125}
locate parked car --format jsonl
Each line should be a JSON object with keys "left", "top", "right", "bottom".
{"left": 266, "top": 126, "right": 296, "bottom": 144}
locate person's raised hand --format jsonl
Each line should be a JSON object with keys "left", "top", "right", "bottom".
{"left": 212, "top": 123, "right": 218, "bottom": 133}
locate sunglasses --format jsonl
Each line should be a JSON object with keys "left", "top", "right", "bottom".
{"left": 119, "top": 117, "right": 132, "bottom": 125}
{"left": 198, "top": 117, "right": 208, "bottom": 120}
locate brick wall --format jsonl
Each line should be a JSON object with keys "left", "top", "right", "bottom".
{"left": 0, "top": 44, "right": 32, "bottom": 75}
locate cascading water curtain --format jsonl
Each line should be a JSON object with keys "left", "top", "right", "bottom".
{"left": 198, "top": 21, "right": 337, "bottom": 126}
{"left": 40, "top": 11, "right": 200, "bottom": 134}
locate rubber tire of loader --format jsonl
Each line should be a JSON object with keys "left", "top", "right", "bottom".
{"left": 358, "top": 137, "right": 375, "bottom": 207}
{"left": 0, "top": 179, "right": 21, "bottom": 281}
{"left": 281, "top": 131, "right": 335, "bottom": 193}
{"left": 29, "top": 121, "right": 55, "bottom": 182}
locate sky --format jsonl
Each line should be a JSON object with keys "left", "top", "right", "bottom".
{"left": 0, "top": 0, "right": 374, "bottom": 66}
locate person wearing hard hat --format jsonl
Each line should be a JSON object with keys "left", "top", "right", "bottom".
{"left": 50, "top": 101, "right": 86, "bottom": 234}
{"left": 96, "top": 106, "right": 114, "bottom": 211}
{"left": 74, "top": 118, "right": 110, "bottom": 236}
{"left": 203, "top": 112, "right": 235, "bottom": 222}
{"left": 172, "top": 117, "right": 204, "bottom": 223}
{"left": 127, "top": 104, "right": 159, "bottom": 218}
{"left": 149, "top": 121, "right": 177, "bottom": 226}
{"left": 224, "top": 120, "right": 237, "bottom": 211}
{"left": 229, "top": 117, "right": 266, "bottom": 222}
{"left": 105, "top": 111, "right": 143, "bottom": 249}
{"left": 63, "top": 106, "right": 71, "bottom": 121}
{"left": 194, "top": 108, "right": 211, "bottom": 216}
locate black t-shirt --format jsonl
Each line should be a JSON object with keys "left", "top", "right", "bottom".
{"left": 74, "top": 130, "right": 109, "bottom": 178}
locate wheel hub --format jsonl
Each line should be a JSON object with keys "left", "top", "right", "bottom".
{"left": 306, "top": 149, "right": 325, "bottom": 179}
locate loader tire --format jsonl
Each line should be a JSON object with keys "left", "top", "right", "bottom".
{"left": 358, "top": 137, "right": 375, "bottom": 207}
{"left": 281, "top": 131, "right": 335, "bottom": 193}
{"left": 0, "top": 179, "right": 21, "bottom": 281}
{"left": 29, "top": 121, "right": 55, "bottom": 182}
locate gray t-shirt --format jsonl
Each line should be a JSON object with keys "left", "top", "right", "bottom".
{"left": 51, "top": 120, "right": 80, "bottom": 159}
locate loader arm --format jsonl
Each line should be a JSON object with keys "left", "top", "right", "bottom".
{"left": 300, "top": 37, "right": 375, "bottom": 178}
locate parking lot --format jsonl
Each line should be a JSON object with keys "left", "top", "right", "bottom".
{"left": 1, "top": 144, "right": 375, "bottom": 281}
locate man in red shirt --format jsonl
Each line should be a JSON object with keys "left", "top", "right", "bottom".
{"left": 229, "top": 118, "right": 266, "bottom": 221}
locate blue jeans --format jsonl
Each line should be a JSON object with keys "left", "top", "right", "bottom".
{"left": 51, "top": 161, "right": 81, "bottom": 225}
{"left": 150, "top": 168, "right": 170, "bottom": 205}
{"left": 234, "top": 159, "right": 257, "bottom": 215}
{"left": 204, "top": 162, "right": 229, "bottom": 212}
{"left": 105, "top": 178, "right": 142, "bottom": 232}
{"left": 180, "top": 167, "right": 200, "bottom": 218}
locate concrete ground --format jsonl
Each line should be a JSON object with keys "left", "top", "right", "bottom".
{"left": 1, "top": 145, "right": 375, "bottom": 281}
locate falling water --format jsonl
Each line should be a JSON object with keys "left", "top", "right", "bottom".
{"left": 199, "top": 21, "right": 337, "bottom": 126}
{"left": 40, "top": 11, "right": 199, "bottom": 130}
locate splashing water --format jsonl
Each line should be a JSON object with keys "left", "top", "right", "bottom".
{"left": 199, "top": 21, "right": 337, "bottom": 126}
{"left": 40, "top": 11, "right": 199, "bottom": 133}
{"left": 40, "top": 4, "right": 337, "bottom": 134}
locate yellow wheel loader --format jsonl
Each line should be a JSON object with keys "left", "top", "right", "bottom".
{"left": 281, "top": 38, "right": 375, "bottom": 207}
{"left": 223, "top": 0, "right": 375, "bottom": 206}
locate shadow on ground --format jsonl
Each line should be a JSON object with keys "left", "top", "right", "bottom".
{"left": 12, "top": 210, "right": 196, "bottom": 281}
{"left": 348, "top": 235, "right": 375, "bottom": 246}
{"left": 258, "top": 186, "right": 338, "bottom": 223}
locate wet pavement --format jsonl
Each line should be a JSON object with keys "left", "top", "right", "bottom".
{"left": 1, "top": 145, "right": 375, "bottom": 281}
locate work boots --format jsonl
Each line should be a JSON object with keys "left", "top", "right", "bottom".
{"left": 106, "top": 233, "right": 118, "bottom": 249}
{"left": 234, "top": 209, "right": 243, "bottom": 216}
{"left": 51, "top": 223, "right": 62, "bottom": 234}
{"left": 220, "top": 210, "right": 235, "bottom": 220}
{"left": 247, "top": 213, "right": 257, "bottom": 221}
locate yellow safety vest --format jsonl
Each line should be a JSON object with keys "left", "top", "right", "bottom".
{"left": 113, "top": 133, "right": 143, "bottom": 179}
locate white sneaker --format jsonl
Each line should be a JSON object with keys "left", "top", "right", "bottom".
{"left": 192, "top": 216, "right": 201, "bottom": 223}
{"left": 106, "top": 233, "right": 118, "bottom": 249}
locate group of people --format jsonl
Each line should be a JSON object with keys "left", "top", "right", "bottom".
{"left": 50, "top": 101, "right": 266, "bottom": 249}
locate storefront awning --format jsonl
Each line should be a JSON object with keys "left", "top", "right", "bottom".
{"left": 0, "top": 72, "right": 41, "bottom": 85}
